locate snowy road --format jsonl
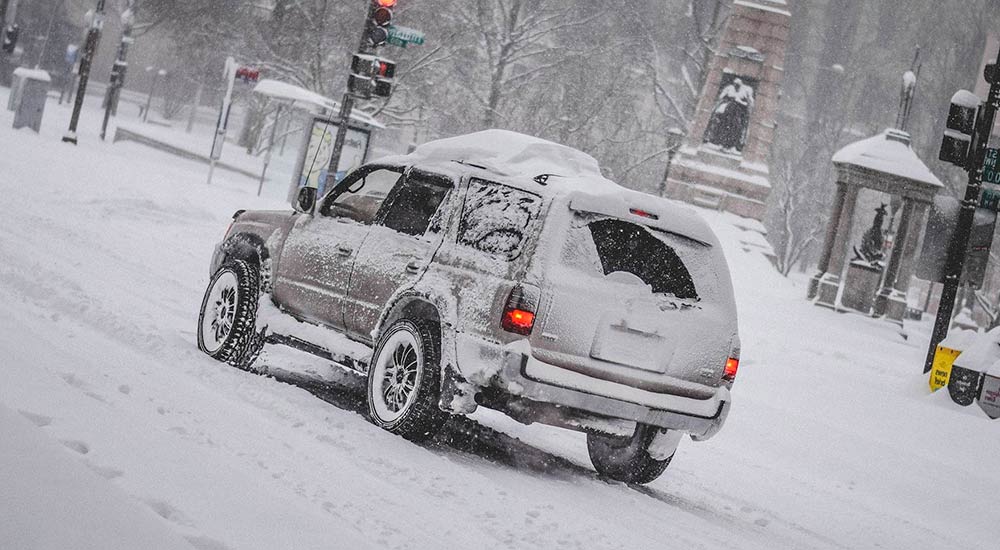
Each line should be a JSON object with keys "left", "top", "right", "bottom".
{"left": 1, "top": 93, "right": 998, "bottom": 550}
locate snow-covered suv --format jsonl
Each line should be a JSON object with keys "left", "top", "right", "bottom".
{"left": 197, "top": 130, "right": 740, "bottom": 484}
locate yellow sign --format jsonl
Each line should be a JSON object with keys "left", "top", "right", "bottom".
{"left": 929, "top": 345, "right": 960, "bottom": 392}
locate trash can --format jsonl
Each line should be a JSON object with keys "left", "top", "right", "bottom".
{"left": 6, "top": 71, "right": 24, "bottom": 111}
{"left": 11, "top": 67, "right": 51, "bottom": 133}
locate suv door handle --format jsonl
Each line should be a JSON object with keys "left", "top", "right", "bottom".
{"left": 405, "top": 260, "right": 421, "bottom": 274}
{"left": 336, "top": 245, "right": 353, "bottom": 257}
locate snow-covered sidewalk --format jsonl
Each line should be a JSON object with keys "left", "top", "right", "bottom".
{"left": 1, "top": 88, "right": 998, "bottom": 550}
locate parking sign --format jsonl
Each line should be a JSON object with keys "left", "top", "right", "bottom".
{"left": 977, "top": 374, "right": 1000, "bottom": 419}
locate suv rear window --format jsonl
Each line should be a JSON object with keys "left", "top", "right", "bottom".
{"left": 588, "top": 219, "right": 698, "bottom": 300}
{"left": 458, "top": 179, "right": 541, "bottom": 260}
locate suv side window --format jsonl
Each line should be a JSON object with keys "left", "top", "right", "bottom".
{"left": 320, "top": 168, "right": 402, "bottom": 224}
{"left": 380, "top": 170, "right": 453, "bottom": 237}
{"left": 458, "top": 179, "right": 541, "bottom": 260}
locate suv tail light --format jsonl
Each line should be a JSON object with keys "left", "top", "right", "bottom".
{"left": 722, "top": 357, "right": 740, "bottom": 382}
{"left": 501, "top": 284, "right": 540, "bottom": 336}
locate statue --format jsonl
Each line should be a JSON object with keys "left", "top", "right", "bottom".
{"left": 704, "top": 77, "right": 755, "bottom": 153}
{"left": 853, "top": 204, "right": 888, "bottom": 265}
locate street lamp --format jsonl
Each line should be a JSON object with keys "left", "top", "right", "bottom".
{"left": 100, "top": 2, "right": 136, "bottom": 140}
{"left": 658, "top": 127, "right": 686, "bottom": 197}
{"left": 62, "top": 0, "right": 106, "bottom": 145}
{"left": 142, "top": 66, "right": 166, "bottom": 123}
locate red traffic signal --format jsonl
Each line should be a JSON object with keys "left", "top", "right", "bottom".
{"left": 367, "top": 0, "right": 395, "bottom": 46}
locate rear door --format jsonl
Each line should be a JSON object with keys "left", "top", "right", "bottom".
{"left": 344, "top": 168, "right": 455, "bottom": 341}
{"left": 529, "top": 209, "right": 736, "bottom": 393}
{"left": 272, "top": 165, "right": 404, "bottom": 330}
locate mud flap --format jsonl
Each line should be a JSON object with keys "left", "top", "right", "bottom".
{"left": 440, "top": 363, "right": 478, "bottom": 414}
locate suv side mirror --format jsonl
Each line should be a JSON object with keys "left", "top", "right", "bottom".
{"left": 297, "top": 186, "right": 316, "bottom": 213}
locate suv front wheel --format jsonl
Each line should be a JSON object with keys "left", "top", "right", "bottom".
{"left": 197, "top": 259, "right": 262, "bottom": 370}
{"left": 367, "top": 319, "right": 449, "bottom": 441}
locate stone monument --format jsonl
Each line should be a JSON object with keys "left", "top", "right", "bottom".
{"left": 665, "top": 0, "right": 791, "bottom": 221}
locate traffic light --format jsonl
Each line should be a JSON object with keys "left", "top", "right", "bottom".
{"left": 367, "top": 0, "right": 396, "bottom": 47}
{"left": 349, "top": 53, "right": 396, "bottom": 99}
{"left": 2, "top": 24, "right": 19, "bottom": 54}
{"left": 939, "top": 89, "right": 980, "bottom": 168}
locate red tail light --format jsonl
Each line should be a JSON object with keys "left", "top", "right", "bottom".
{"left": 629, "top": 207, "right": 660, "bottom": 220}
{"left": 501, "top": 284, "right": 540, "bottom": 336}
{"left": 723, "top": 357, "right": 740, "bottom": 382}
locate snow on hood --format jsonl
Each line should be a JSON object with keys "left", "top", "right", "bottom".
{"left": 831, "top": 128, "right": 943, "bottom": 187}
{"left": 403, "top": 129, "right": 604, "bottom": 180}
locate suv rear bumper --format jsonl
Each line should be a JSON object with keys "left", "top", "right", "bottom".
{"left": 500, "top": 349, "right": 730, "bottom": 440}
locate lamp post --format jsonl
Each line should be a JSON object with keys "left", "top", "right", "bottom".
{"left": 658, "top": 127, "right": 686, "bottom": 197}
{"left": 100, "top": 2, "right": 135, "bottom": 140}
{"left": 62, "top": 0, "right": 106, "bottom": 145}
{"left": 141, "top": 66, "right": 166, "bottom": 123}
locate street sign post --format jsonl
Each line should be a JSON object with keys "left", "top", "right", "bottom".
{"left": 387, "top": 25, "right": 425, "bottom": 47}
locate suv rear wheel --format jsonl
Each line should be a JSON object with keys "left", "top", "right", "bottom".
{"left": 367, "top": 319, "right": 449, "bottom": 441}
{"left": 587, "top": 424, "right": 672, "bottom": 484}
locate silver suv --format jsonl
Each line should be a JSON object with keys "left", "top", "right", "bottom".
{"left": 197, "top": 130, "right": 740, "bottom": 484}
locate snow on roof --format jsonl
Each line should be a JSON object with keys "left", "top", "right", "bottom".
{"left": 378, "top": 129, "right": 720, "bottom": 245}
{"left": 252, "top": 79, "right": 384, "bottom": 128}
{"left": 734, "top": 0, "right": 791, "bottom": 16}
{"left": 12, "top": 67, "right": 51, "bottom": 83}
{"left": 404, "top": 129, "right": 604, "bottom": 180}
{"left": 832, "top": 128, "right": 943, "bottom": 187}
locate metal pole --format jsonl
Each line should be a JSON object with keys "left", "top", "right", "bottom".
{"left": 319, "top": 0, "right": 377, "bottom": 214}
{"left": 186, "top": 82, "right": 203, "bottom": 133}
{"left": 62, "top": 0, "right": 106, "bottom": 145}
{"left": 101, "top": 2, "right": 135, "bottom": 140}
{"left": 923, "top": 44, "right": 1000, "bottom": 373}
{"left": 142, "top": 69, "right": 159, "bottom": 122}
{"left": 0, "top": 0, "right": 9, "bottom": 68}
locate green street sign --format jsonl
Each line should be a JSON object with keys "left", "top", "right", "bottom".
{"left": 387, "top": 25, "right": 425, "bottom": 48}
{"left": 980, "top": 186, "right": 1000, "bottom": 212}
{"left": 984, "top": 148, "right": 1000, "bottom": 185}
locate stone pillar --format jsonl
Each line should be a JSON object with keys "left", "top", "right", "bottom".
{"left": 815, "top": 184, "right": 859, "bottom": 309}
{"left": 883, "top": 201, "right": 929, "bottom": 324}
{"left": 873, "top": 199, "right": 915, "bottom": 316}
{"left": 809, "top": 184, "right": 849, "bottom": 299}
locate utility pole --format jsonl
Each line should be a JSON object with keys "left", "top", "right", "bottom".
{"left": 100, "top": 1, "right": 135, "bottom": 141}
{"left": 923, "top": 44, "right": 1000, "bottom": 373}
{"left": 62, "top": 0, "right": 106, "bottom": 145}
{"left": 0, "top": 0, "right": 9, "bottom": 66}
{"left": 320, "top": 0, "right": 397, "bottom": 209}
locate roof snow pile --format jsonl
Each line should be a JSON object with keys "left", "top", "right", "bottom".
{"left": 407, "top": 129, "right": 605, "bottom": 181}
{"left": 253, "top": 79, "right": 384, "bottom": 128}
{"left": 832, "top": 128, "right": 943, "bottom": 187}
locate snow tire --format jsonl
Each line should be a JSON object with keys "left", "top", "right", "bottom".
{"left": 587, "top": 424, "right": 673, "bottom": 484}
{"left": 197, "top": 259, "right": 263, "bottom": 372}
{"left": 367, "top": 319, "right": 449, "bottom": 442}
